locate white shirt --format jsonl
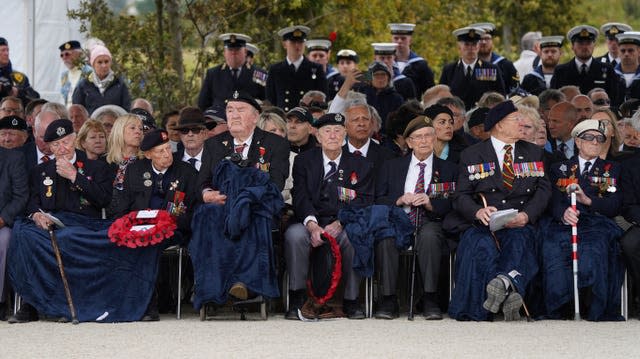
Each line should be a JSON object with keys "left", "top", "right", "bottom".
{"left": 514, "top": 50, "right": 539, "bottom": 83}
{"left": 303, "top": 151, "right": 343, "bottom": 226}
{"left": 287, "top": 56, "right": 304, "bottom": 71}
{"left": 491, "top": 136, "right": 515, "bottom": 170}
{"left": 574, "top": 57, "right": 593, "bottom": 73}
{"left": 182, "top": 148, "right": 204, "bottom": 171}
{"left": 544, "top": 74, "right": 553, "bottom": 88}
{"left": 151, "top": 164, "right": 167, "bottom": 176}
{"left": 347, "top": 138, "right": 371, "bottom": 157}
{"left": 36, "top": 146, "right": 55, "bottom": 164}
{"left": 403, "top": 153, "right": 433, "bottom": 213}
{"left": 233, "top": 132, "right": 254, "bottom": 159}
{"left": 66, "top": 67, "right": 83, "bottom": 107}
{"left": 461, "top": 59, "right": 476, "bottom": 75}
{"left": 578, "top": 156, "right": 595, "bottom": 175}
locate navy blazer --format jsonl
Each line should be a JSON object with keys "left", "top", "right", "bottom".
{"left": 621, "top": 155, "right": 640, "bottom": 225}
{"left": 18, "top": 142, "right": 39, "bottom": 175}
{"left": 291, "top": 147, "right": 374, "bottom": 226}
{"left": 448, "top": 139, "right": 551, "bottom": 230}
{"left": 549, "top": 156, "right": 622, "bottom": 220}
{"left": 439, "top": 59, "right": 506, "bottom": 110}
{"left": 343, "top": 139, "right": 394, "bottom": 177}
{"left": 550, "top": 57, "right": 619, "bottom": 105}
{"left": 265, "top": 58, "right": 327, "bottom": 112}
{"left": 27, "top": 150, "right": 113, "bottom": 218}
{"left": 197, "top": 62, "right": 267, "bottom": 110}
{"left": 0, "top": 148, "right": 29, "bottom": 226}
{"left": 376, "top": 153, "right": 458, "bottom": 221}
{"left": 111, "top": 159, "right": 198, "bottom": 235}
{"left": 197, "top": 127, "right": 290, "bottom": 192}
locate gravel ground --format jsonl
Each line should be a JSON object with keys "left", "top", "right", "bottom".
{"left": 1, "top": 310, "right": 639, "bottom": 358}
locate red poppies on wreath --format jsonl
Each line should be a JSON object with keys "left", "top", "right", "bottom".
{"left": 306, "top": 231, "right": 342, "bottom": 306}
{"left": 108, "top": 210, "right": 177, "bottom": 248}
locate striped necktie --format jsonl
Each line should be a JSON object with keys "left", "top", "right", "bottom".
{"left": 502, "top": 144, "right": 515, "bottom": 191}
{"left": 324, "top": 161, "right": 337, "bottom": 181}
{"left": 409, "top": 162, "right": 426, "bottom": 227}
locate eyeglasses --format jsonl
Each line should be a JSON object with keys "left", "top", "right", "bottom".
{"left": 593, "top": 99, "right": 610, "bottom": 106}
{"left": 0, "top": 107, "right": 23, "bottom": 114}
{"left": 59, "top": 52, "right": 73, "bottom": 58}
{"left": 178, "top": 128, "right": 203, "bottom": 135}
{"left": 578, "top": 133, "right": 606, "bottom": 143}
{"left": 408, "top": 133, "right": 434, "bottom": 142}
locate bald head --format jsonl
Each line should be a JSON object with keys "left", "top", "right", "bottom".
{"left": 548, "top": 101, "right": 578, "bottom": 141}
{"left": 571, "top": 95, "right": 593, "bottom": 121}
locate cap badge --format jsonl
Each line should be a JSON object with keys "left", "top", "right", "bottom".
{"left": 580, "top": 29, "right": 589, "bottom": 37}
{"left": 56, "top": 127, "right": 66, "bottom": 136}
{"left": 233, "top": 90, "right": 239, "bottom": 99}
{"left": 11, "top": 119, "right": 17, "bottom": 126}
{"left": 335, "top": 113, "right": 343, "bottom": 122}
{"left": 598, "top": 120, "right": 606, "bottom": 134}
{"left": 64, "top": 43, "right": 71, "bottom": 49}
{"left": 469, "top": 29, "right": 476, "bottom": 37}
{"left": 610, "top": 26, "right": 619, "bottom": 34}
{"left": 230, "top": 34, "right": 236, "bottom": 43}
{"left": 293, "top": 29, "right": 302, "bottom": 37}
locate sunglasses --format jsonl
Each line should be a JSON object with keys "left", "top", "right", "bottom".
{"left": 178, "top": 127, "right": 203, "bottom": 135}
{"left": 593, "top": 99, "right": 610, "bottom": 106}
{"left": 578, "top": 133, "right": 606, "bottom": 143}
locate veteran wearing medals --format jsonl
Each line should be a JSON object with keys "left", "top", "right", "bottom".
{"left": 439, "top": 27, "right": 506, "bottom": 110}
{"left": 541, "top": 119, "right": 624, "bottom": 321}
{"left": 197, "top": 33, "right": 267, "bottom": 110}
{"left": 284, "top": 113, "right": 374, "bottom": 320}
{"left": 375, "top": 115, "right": 458, "bottom": 319}
{"left": 265, "top": 26, "right": 327, "bottom": 112}
{"left": 445, "top": 100, "right": 550, "bottom": 321}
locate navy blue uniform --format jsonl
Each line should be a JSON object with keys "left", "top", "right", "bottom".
{"left": 490, "top": 52, "right": 519, "bottom": 93}
{"left": 197, "top": 62, "right": 267, "bottom": 110}
{"left": 521, "top": 65, "right": 549, "bottom": 96}
{"left": 400, "top": 51, "right": 436, "bottom": 98}
{"left": 550, "top": 58, "right": 619, "bottom": 104}
{"left": 439, "top": 60, "right": 506, "bottom": 110}
{"left": 613, "top": 65, "right": 640, "bottom": 107}
{"left": 265, "top": 58, "right": 326, "bottom": 111}
{"left": 325, "top": 65, "right": 344, "bottom": 101}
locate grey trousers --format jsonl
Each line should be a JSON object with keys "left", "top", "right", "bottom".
{"left": 0, "top": 227, "right": 10, "bottom": 302}
{"left": 375, "top": 221, "right": 446, "bottom": 296}
{"left": 284, "top": 223, "right": 361, "bottom": 300}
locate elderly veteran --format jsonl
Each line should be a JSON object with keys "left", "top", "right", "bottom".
{"left": 0, "top": 115, "right": 29, "bottom": 149}
{"left": 445, "top": 100, "right": 550, "bottom": 321}
{"left": 59, "top": 40, "right": 93, "bottom": 108}
{"left": 541, "top": 119, "right": 624, "bottom": 321}
{"left": 173, "top": 107, "right": 208, "bottom": 172}
{"left": 284, "top": 113, "right": 374, "bottom": 320}
{"left": 375, "top": 115, "right": 458, "bottom": 319}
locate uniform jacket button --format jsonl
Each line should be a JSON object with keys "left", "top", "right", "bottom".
{"left": 284, "top": 99, "right": 289, "bottom": 103}
{"left": 501, "top": 199, "right": 506, "bottom": 203}
{"left": 285, "top": 90, "right": 289, "bottom": 94}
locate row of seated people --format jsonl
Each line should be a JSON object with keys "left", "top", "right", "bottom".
{"left": 0, "top": 92, "right": 638, "bottom": 323}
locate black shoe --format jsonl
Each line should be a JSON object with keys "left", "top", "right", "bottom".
{"left": 375, "top": 295, "right": 399, "bottom": 320}
{"left": 8, "top": 302, "right": 38, "bottom": 324}
{"left": 343, "top": 299, "right": 365, "bottom": 320}
{"left": 0, "top": 303, "right": 6, "bottom": 321}
{"left": 285, "top": 289, "right": 306, "bottom": 320}
{"left": 422, "top": 293, "right": 443, "bottom": 320}
{"left": 141, "top": 291, "right": 160, "bottom": 322}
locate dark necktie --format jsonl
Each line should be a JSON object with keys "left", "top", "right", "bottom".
{"left": 466, "top": 66, "right": 473, "bottom": 80}
{"left": 289, "top": 63, "right": 296, "bottom": 73}
{"left": 502, "top": 144, "right": 515, "bottom": 191}
{"left": 580, "top": 63, "right": 587, "bottom": 76}
{"left": 559, "top": 142, "right": 568, "bottom": 159}
{"left": 324, "top": 161, "right": 337, "bottom": 181}
{"left": 611, "top": 59, "right": 617, "bottom": 68}
{"left": 155, "top": 172, "right": 165, "bottom": 195}
{"left": 188, "top": 158, "right": 197, "bottom": 168}
{"left": 234, "top": 143, "right": 246, "bottom": 154}
{"left": 582, "top": 161, "right": 591, "bottom": 177}
{"left": 353, "top": 150, "right": 362, "bottom": 157}
{"left": 409, "top": 162, "right": 427, "bottom": 226}
{"left": 41, "top": 155, "right": 50, "bottom": 163}
{"left": 231, "top": 68, "right": 239, "bottom": 80}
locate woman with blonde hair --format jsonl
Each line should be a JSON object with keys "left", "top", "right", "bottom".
{"left": 590, "top": 108, "right": 629, "bottom": 161}
{"left": 75, "top": 119, "right": 108, "bottom": 160}
{"left": 107, "top": 114, "right": 144, "bottom": 190}
{"left": 257, "top": 112, "right": 287, "bottom": 138}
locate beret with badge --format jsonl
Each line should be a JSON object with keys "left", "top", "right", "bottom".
{"left": 0, "top": 116, "right": 28, "bottom": 131}
{"left": 485, "top": 100, "right": 517, "bottom": 131}
{"left": 218, "top": 33, "right": 251, "bottom": 49}
{"left": 226, "top": 90, "right": 261, "bottom": 112}
{"left": 403, "top": 116, "right": 433, "bottom": 138}
{"left": 313, "top": 113, "right": 345, "bottom": 128}
{"left": 59, "top": 40, "right": 82, "bottom": 52}
{"left": 44, "top": 119, "right": 74, "bottom": 143}
{"left": 140, "top": 129, "right": 169, "bottom": 151}
{"left": 130, "top": 108, "right": 157, "bottom": 131}
{"left": 278, "top": 26, "right": 310, "bottom": 41}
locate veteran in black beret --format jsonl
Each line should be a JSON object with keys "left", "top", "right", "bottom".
{"left": 375, "top": 115, "right": 458, "bottom": 319}
{"left": 445, "top": 100, "right": 550, "bottom": 321}
{"left": 284, "top": 112, "right": 374, "bottom": 320}
{"left": 597, "top": 22, "right": 633, "bottom": 68}
{"left": 59, "top": 40, "right": 92, "bottom": 107}
{"left": 197, "top": 33, "right": 267, "bottom": 111}
{"left": 551, "top": 25, "right": 620, "bottom": 105}
{"left": 198, "top": 91, "right": 290, "bottom": 202}
{"left": 0, "top": 115, "right": 29, "bottom": 149}
{"left": 265, "top": 26, "right": 327, "bottom": 111}
{"left": 439, "top": 27, "right": 506, "bottom": 110}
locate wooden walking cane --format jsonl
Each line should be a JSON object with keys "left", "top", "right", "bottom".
{"left": 478, "top": 194, "right": 533, "bottom": 321}
{"left": 48, "top": 226, "right": 79, "bottom": 324}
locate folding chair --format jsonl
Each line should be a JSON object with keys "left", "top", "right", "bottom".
{"left": 162, "top": 245, "right": 188, "bottom": 319}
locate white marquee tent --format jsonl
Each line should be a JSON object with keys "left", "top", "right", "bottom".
{"left": 0, "top": 0, "right": 85, "bottom": 103}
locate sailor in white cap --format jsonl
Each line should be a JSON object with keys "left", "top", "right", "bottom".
{"left": 598, "top": 22, "right": 633, "bottom": 68}
{"left": 388, "top": 23, "right": 435, "bottom": 97}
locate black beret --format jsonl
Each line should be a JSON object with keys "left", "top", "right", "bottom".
{"left": 313, "top": 113, "right": 345, "bottom": 128}
{"left": 0, "top": 116, "right": 27, "bottom": 131}
{"left": 130, "top": 108, "right": 157, "bottom": 131}
{"left": 226, "top": 90, "right": 261, "bottom": 112}
{"left": 423, "top": 104, "right": 453, "bottom": 121}
{"left": 59, "top": 40, "right": 81, "bottom": 51}
{"left": 468, "top": 107, "right": 490, "bottom": 128}
{"left": 140, "top": 129, "right": 169, "bottom": 151}
{"left": 0, "top": 37, "right": 7, "bottom": 47}
{"left": 44, "top": 119, "right": 74, "bottom": 143}
{"left": 403, "top": 116, "right": 433, "bottom": 138}
{"left": 485, "top": 100, "right": 517, "bottom": 131}
{"left": 286, "top": 107, "right": 314, "bottom": 124}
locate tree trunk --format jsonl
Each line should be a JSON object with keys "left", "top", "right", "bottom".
{"left": 167, "top": 0, "right": 184, "bottom": 93}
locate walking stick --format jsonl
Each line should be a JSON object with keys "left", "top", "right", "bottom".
{"left": 48, "top": 226, "right": 79, "bottom": 324}
{"left": 569, "top": 187, "right": 581, "bottom": 320}
{"left": 408, "top": 210, "right": 419, "bottom": 321}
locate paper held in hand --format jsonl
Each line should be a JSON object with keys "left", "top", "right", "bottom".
{"left": 489, "top": 208, "right": 519, "bottom": 232}
{"left": 39, "top": 209, "right": 65, "bottom": 228}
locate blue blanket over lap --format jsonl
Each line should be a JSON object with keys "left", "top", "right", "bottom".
{"left": 8, "top": 212, "right": 161, "bottom": 322}
{"left": 189, "top": 160, "right": 283, "bottom": 309}
{"left": 338, "top": 205, "right": 414, "bottom": 277}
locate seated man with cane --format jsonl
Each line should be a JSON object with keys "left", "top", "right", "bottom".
{"left": 374, "top": 108, "right": 458, "bottom": 320}
{"left": 445, "top": 100, "right": 550, "bottom": 321}
{"left": 542, "top": 119, "right": 624, "bottom": 321}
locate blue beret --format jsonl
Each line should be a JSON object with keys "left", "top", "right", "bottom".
{"left": 140, "top": 129, "right": 169, "bottom": 151}
{"left": 313, "top": 113, "right": 345, "bottom": 128}
{"left": 485, "top": 100, "right": 517, "bottom": 131}
{"left": 44, "top": 119, "right": 74, "bottom": 143}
